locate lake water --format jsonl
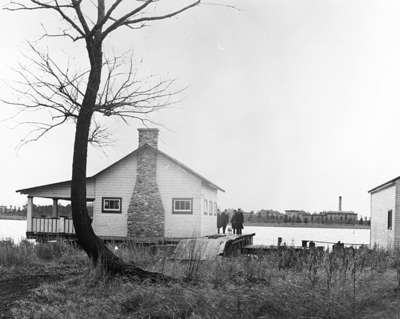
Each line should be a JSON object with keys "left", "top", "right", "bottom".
{"left": 0, "top": 220, "right": 27, "bottom": 243}
{"left": 0, "top": 220, "right": 370, "bottom": 247}
{"left": 244, "top": 226, "right": 370, "bottom": 248}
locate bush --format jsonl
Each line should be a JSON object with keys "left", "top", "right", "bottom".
{"left": 0, "top": 239, "right": 35, "bottom": 266}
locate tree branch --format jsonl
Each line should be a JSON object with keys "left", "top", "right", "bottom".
{"left": 102, "top": 0, "right": 200, "bottom": 39}
{"left": 5, "top": 1, "right": 86, "bottom": 38}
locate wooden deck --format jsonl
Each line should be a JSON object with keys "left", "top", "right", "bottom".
{"left": 27, "top": 217, "right": 76, "bottom": 241}
{"left": 222, "top": 233, "right": 255, "bottom": 256}
{"left": 26, "top": 217, "right": 256, "bottom": 257}
{"left": 173, "top": 233, "right": 256, "bottom": 260}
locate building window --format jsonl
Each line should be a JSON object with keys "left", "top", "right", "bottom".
{"left": 214, "top": 202, "right": 218, "bottom": 216}
{"left": 204, "top": 199, "right": 208, "bottom": 215}
{"left": 102, "top": 197, "right": 121, "bottom": 213}
{"left": 388, "top": 210, "right": 393, "bottom": 230}
{"left": 209, "top": 200, "right": 213, "bottom": 215}
{"left": 172, "top": 198, "right": 193, "bottom": 214}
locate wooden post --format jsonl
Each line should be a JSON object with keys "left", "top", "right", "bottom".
{"left": 52, "top": 198, "right": 58, "bottom": 218}
{"left": 58, "top": 217, "right": 65, "bottom": 233}
{"left": 27, "top": 196, "right": 33, "bottom": 232}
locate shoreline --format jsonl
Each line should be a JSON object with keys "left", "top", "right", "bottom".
{"left": 0, "top": 215, "right": 26, "bottom": 220}
{"left": 245, "top": 222, "right": 370, "bottom": 229}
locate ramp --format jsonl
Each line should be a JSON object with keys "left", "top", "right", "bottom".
{"left": 174, "top": 233, "right": 255, "bottom": 260}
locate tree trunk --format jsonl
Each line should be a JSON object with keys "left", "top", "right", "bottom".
{"left": 70, "top": 39, "right": 165, "bottom": 280}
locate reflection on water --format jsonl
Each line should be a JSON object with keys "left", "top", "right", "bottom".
{"left": 0, "top": 220, "right": 371, "bottom": 247}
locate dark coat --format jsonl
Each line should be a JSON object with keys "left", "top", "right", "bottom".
{"left": 236, "top": 211, "right": 244, "bottom": 229}
{"left": 221, "top": 212, "right": 229, "bottom": 227}
{"left": 231, "top": 211, "right": 238, "bottom": 228}
{"left": 232, "top": 210, "right": 244, "bottom": 229}
{"left": 217, "top": 213, "right": 223, "bottom": 228}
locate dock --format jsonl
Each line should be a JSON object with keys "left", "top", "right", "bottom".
{"left": 174, "top": 233, "right": 255, "bottom": 260}
{"left": 26, "top": 217, "right": 256, "bottom": 256}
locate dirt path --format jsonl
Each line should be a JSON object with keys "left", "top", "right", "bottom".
{"left": 0, "top": 274, "right": 64, "bottom": 319}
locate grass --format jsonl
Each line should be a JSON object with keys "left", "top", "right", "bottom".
{"left": 0, "top": 239, "right": 88, "bottom": 281}
{"left": 3, "top": 240, "right": 400, "bottom": 319}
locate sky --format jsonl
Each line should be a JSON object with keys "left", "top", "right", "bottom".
{"left": 1, "top": 0, "right": 400, "bottom": 217}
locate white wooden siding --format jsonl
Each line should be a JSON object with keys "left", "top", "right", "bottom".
{"left": 157, "top": 154, "right": 203, "bottom": 238}
{"left": 92, "top": 153, "right": 137, "bottom": 237}
{"left": 395, "top": 181, "right": 400, "bottom": 247}
{"left": 370, "top": 185, "right": 396, "bottom": 249}
{"left": 200, "top": 182, "right": 218, "bottom": 236}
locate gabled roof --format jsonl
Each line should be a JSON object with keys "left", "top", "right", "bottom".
{"left": 17, "top": 144, "right": 225, "bottom": 194}
{"left": 368, "top": 176, "right": 400, "bottom": 194}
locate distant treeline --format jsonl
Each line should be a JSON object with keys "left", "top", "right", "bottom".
{"left": 0, "top": 204, "right": 73, "bottom": 218}
{"left": 225, "top": 209, "right": 371, "bottom": 226}
{"left": 0, "top": 206, "right": 25, "bottom": 217}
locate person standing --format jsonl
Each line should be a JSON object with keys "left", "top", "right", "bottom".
{"left": 231, "top": 210, "right": 238, "bottom": 234}
{"left": 221, "top": 210, "right": 229, "bottom": 234}
{"left": 236, "top": 208, "right": 244, "bottom": 235}
{"left": 217, "top": 209, "right": 222, "bottom": 234}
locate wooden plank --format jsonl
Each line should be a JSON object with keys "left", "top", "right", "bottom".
{"left": 68, "top": 219, "right": 71, "bottom": 233}
{"left": 26, "top": 197, "right": 33, "bottom": 232}
{"left": 58, "top": 217, "right": 65, "bottom": 233}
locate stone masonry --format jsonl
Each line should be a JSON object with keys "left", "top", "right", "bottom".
{"left": 127, "top": 129, "right": 164, "bottom": 239}
{"left": 137, "top": 128, "right": 159, "bottom": 148}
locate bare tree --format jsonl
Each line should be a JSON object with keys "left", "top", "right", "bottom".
{"left": 5, "top": 0, "right": 201, "bottom": 279}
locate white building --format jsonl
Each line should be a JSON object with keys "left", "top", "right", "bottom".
{"left": 369, "top": 176, "right": 400, "bottom": 249}
{"left": 17, "top": 128, "right": 224, "bottom": 240}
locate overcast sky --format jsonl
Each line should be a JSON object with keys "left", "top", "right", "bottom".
{"left": 1, "top": 0, "right": 400, "bottom": 216}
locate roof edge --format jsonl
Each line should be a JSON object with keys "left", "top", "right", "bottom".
{"left": 16, "top": 143, "right": 225, "bottom": 194}
{"left": 368, "top": 176, "right": 400, "bottom": 194}
{"left": 16, "top": 177, "right": 94, "bottom": 194}
{"left": 155, "top": 147, "right": 225, "bottom": 192}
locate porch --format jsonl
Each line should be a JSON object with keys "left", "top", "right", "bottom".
{"left": 26, "top": 216, "right": 76, "bottom": 241}
{"left": 17, "top": 180, "right": 95, "bottom": 241}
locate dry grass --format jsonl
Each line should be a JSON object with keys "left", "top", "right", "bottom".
{"left": 4, "top": 241, "right": 400, "bottom": 319}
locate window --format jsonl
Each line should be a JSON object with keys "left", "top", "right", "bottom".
{"left": 102, "top": 197, "right": 121, "bottom": 213}
{"left": 172, "top": 198, "right": 193, "bottom": 214}
{"left": 214, "top": 202, "right": 218, "bottom": 216}
{"left": 204, "top": 199, "right": 208, "bottom": 215}
{"left": 388, "top": 210, "right": 393, "bottom": 230}
{"left": 209, "top": 200, "right": 213, "bottom": 216}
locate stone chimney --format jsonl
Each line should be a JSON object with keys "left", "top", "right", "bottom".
{"left": 127, "top": 128, "right": 164, "bottom": 239}
{"left": 138, "top": 128, "right": 159, "bottom": 148}
{"left": 339, "top": 196, "right": 342, "bottom": 211}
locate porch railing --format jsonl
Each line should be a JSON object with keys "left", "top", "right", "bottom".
{"left": 30, "top": 217, "right": 75, "bottom": 234}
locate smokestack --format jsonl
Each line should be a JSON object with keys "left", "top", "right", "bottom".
{"left": 339, "top": 196, "right": 342, "bottom": 211}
